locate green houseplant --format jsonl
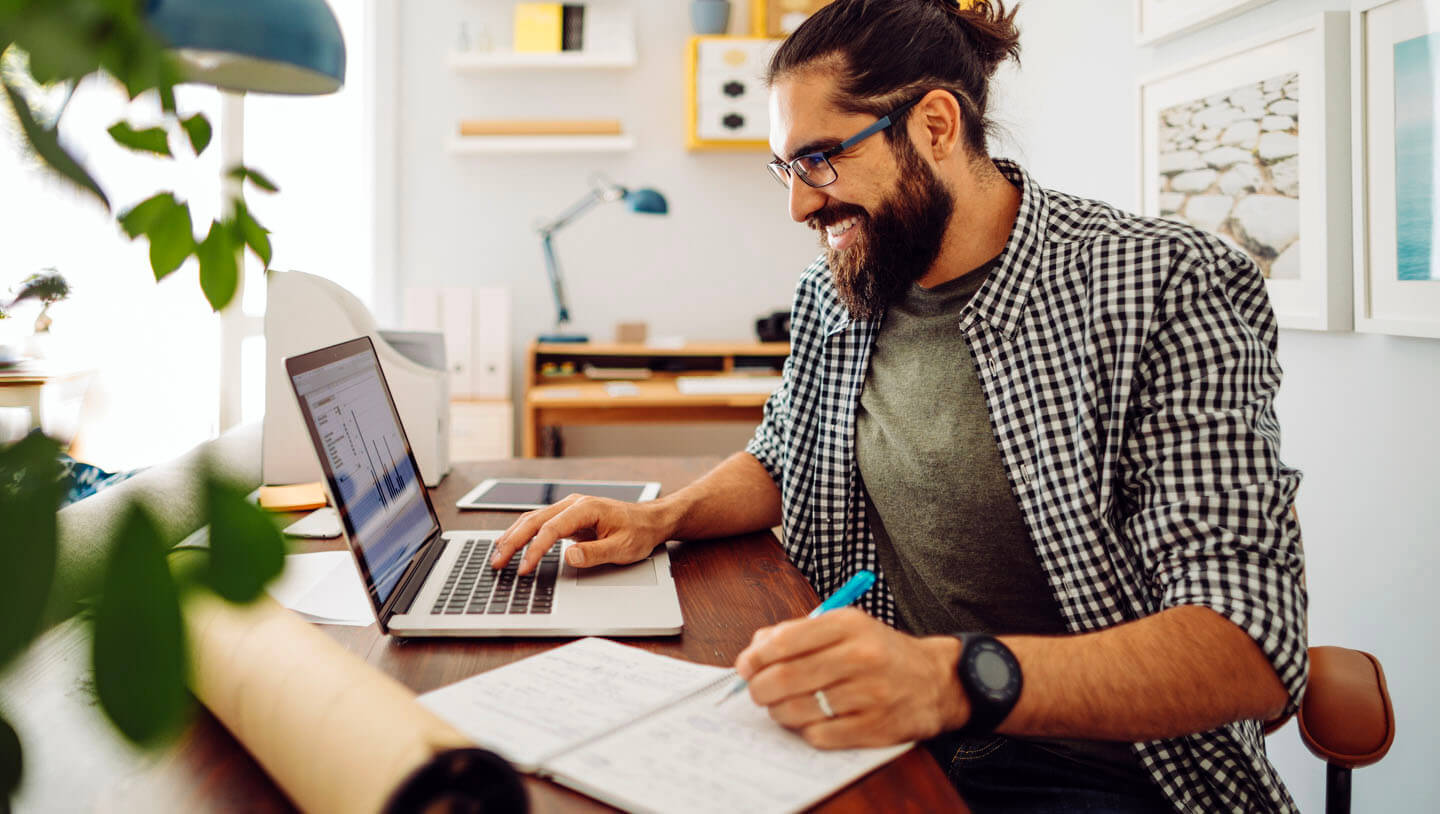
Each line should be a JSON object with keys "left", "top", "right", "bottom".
{"left": 0, "top": 0, "right": 343, "bottom": 807}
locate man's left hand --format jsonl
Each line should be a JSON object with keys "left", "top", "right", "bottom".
{"left": 734, "top": 608, "right": 968, "bottom": 748}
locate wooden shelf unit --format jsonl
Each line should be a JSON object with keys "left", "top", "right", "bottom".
{"left": 523, "top": 341, "right": 789, "bottom": 456}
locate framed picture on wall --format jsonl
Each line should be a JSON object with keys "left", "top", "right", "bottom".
{"left": 1139, "top": 13, "right": 1352, "bottom": 331}
{"left": 1134, "top": 0, "right": 1278, "bottom": 45}
{"left": 1352, "top": 0, "right": 1440, "bottom": 338}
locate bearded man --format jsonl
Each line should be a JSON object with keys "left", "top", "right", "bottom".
{"left": 490, "top": 1, "right": 1308, "bottom": 811}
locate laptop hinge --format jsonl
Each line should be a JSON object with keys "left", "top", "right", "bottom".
{"left": 378, "top": 530, "right": 447, "bottom": 631}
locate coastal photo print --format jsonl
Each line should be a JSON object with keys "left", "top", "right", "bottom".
{"left": 1141, "top": 13, "right": 1351, "bottom": 330}
{"left": 1354, "top": 0, "right": 1440, "bottom": 337}
{"left": 1393, "top": 31, "right": 1437, "bottom": 283}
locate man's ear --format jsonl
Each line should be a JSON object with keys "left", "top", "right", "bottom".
{"left": 914, "top": 89, "right": 963, "bottom": 162}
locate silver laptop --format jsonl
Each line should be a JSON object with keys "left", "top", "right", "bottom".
{"left": 285, "top": 337, "right": 684, "bottom": 637}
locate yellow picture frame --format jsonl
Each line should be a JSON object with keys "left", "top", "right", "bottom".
{"left": 686, "top": 36, "right": 782, "bottom": 151}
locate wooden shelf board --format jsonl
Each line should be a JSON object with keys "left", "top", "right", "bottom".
{"left": 448, "top": 48, "right": 637, "bottom": 70}
{"left": 527, "top": 380, "right": 773, "bottom": 409}
{"left": 448, "top": 135, "right": 636, "bottom": 154}
{"left": 533, "top": 341, "right": 790, "bottom": 357}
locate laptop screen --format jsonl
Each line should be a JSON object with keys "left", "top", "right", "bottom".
{"left": 289, "top": 339, "right": 438, "bottom": 606}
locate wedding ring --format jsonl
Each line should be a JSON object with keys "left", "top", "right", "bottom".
{"left": 814, "top": 689, "right": 836, "bottom": 719}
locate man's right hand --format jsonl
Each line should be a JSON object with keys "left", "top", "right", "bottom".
{"left": 488, "top": 494, "right": 675, "bottom": 575}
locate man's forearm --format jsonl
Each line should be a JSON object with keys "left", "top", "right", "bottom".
{"left": 931, "top": 605, "right": 1291, "bottom": 742}
{"left": 652, "top": 452, "right": 783, "bottom": 541}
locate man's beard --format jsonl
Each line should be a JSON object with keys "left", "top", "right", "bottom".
{"left": 809, "top": 139, "right": 955, "bottom": 321}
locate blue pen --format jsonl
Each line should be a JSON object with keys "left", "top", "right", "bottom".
{"left": 716, "top": 569, "right": 878, "bottom": 704}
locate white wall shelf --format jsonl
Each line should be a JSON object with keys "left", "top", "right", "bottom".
{"left": 447, "top": 135, "right": 636, "bottom": 154}
{"left": 448, "top": 47, "right": 637, "bottom": 71}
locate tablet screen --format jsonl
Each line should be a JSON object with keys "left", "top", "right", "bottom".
{"left": 478, "top": 481, "right": 652, "bottom": 506}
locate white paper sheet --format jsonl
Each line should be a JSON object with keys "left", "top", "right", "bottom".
{"left": 418, "top": 637, "right": 729, "bottom": 771}
{"left": 266, "top": 551, "right": 376, "bottom": 626}
{"left": 545, "top": 684, "right": 909, "bottom": 814}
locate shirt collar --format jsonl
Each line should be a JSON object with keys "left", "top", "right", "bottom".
{"left": 821, "top": 158, "right": 1054, "bottom": 340}
{"left": 962, "top": 158, "right": 1052, "bottom": 340}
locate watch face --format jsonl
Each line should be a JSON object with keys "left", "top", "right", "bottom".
{"left": 968, "top": 640, "right": 1019, "bottom": 702}
{"left": 974, "top": 650, "right": 1011, "bottom": 690}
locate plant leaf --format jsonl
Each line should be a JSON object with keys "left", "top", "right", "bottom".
{"left": 0, "top": 432, "right": 64, "bottom": 670}
{"left": 179, "top": 113, "right": 211, "bottom": 155}
{"left": 117, "top": 193, "right": 177, "bottom": 238}
{"left": 92, "top": 503, "right": 190, "bottom": 746}
{"left": 195, "top": 220, "right": 237, "bottom": 311}
{"left": 106, "top": 121, "right": 171, "bottom": 157}
{"left": 226, "top": 165, "right": 278, "bottom": 193}
{"left": 232, "top": 202, "right": 272, "bottom": 269}
{"left": 146, "top": 200, "right": 194, "bottom": 281}
{"left": 11, "top": 18, "right": 100, "bottom": 85}
{"left": 2, "top": 79, "right": 108, "bottom": 209}
{"left": 0, "top": 712, "right": 19, "bottom": 805}
{"left": 204, "top": 476, "right": 286, "bottom": 603}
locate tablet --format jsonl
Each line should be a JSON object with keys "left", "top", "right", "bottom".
{"left": 456, "top": 477, "right": 662, "bottom": 511}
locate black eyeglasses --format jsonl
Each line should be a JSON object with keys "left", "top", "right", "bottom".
{"left": 767, "top": 96, "right": 923, "bottom": 189}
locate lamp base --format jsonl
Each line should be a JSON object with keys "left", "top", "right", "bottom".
{"left": 537, "top": 332, "right": 589, "bottom": 344}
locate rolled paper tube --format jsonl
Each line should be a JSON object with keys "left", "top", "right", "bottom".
{"left": 183, "top": 589, "right": 525, "bottom": 812}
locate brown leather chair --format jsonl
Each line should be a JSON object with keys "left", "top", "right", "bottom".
{"left": 1265, "top": 646, "right": 1396, "bottom": 814}
{"left": 1265, "top": 511, "right": 1396, "bottom": 813}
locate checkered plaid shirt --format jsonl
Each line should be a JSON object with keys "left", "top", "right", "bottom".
{"left": 745, "top": 160, "right": 1307, "bottom": 812}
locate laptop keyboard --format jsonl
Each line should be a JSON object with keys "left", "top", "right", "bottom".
{"left": 429, "top": 537, "right": 559, "bottom": 615}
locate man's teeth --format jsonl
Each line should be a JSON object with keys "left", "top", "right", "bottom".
{"left": 826, "top": 217, "right": 858, "bottom": 238}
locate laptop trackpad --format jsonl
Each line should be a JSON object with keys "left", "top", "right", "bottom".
{"left": 564, "top": 559, "right": 657, "bottom": 587}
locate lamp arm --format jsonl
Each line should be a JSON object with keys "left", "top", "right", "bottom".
{"left": 537, "top": 186, "right": 611, "bottom": 234}
{"left": 540, "top": 232, "right": 571, "bottom": 327}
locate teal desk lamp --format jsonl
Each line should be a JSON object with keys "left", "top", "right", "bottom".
{"left": 145, "top": 0, "right": 346, "bottom": 95}
{"left": 537, "top": 176, "right": 669, "bottom": 344}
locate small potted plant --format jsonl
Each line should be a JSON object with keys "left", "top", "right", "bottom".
{"left": 9, "top": 269, "right": 72, "bottom": 334}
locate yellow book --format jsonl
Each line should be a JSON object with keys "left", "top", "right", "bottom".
{"left": 514, "top": 3, "right": 563, "bottom": 53}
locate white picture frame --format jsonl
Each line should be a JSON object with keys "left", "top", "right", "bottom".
{"left": 1352, "top": 0, "right": 1440, "bottom": 338}
{"left": 1134, "top": 0, "right": 1278, "bottom": 45}
{"left": 1139, "top": 13, "right": 1352, "bottom": 331}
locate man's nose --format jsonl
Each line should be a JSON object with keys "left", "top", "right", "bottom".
{"left": 787, "top": 176, "right": 827, "bottom": 224}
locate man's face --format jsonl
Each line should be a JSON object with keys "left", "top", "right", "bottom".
{"left": 769, "top": 74, "right": 955, "bottom": 320}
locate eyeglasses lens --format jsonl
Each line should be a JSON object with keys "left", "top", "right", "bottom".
{"left": 795, "top": 155, "right": 835, "bottom": 187}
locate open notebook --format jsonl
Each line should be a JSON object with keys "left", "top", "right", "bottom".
{"left": 418, "top": 637, "right": 911, "bottom": 813}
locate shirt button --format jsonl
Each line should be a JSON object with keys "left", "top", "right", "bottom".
{"left": 1020, "top": 464, "right": 1036, "bottom": 483}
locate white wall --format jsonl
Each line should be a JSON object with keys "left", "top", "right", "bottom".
{"left": 391, "top": 0, "right": 815, "bottom": 456}
{"left": 390, "top": 1, "right": 1438, "bottom": 808}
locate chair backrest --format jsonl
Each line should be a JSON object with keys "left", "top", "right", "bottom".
{"left": 1264, "top": 508, "right": 1395, "bottom": 772}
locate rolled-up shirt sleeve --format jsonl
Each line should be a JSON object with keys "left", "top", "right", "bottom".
{"left": 1120, "top": 244, "right": 1309, "bottom": 717}
{"left": 745, "top": 343, "right": 793, "bottom": 486}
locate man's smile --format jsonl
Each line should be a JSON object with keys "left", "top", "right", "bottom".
{"left": 825, "top": 215, "right": 861, "bottom": 249}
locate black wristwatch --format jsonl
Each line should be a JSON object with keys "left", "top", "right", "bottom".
{"left": 953, "top": 633, "right": 1023, "bottom": 735}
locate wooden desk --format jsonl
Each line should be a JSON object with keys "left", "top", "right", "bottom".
{"left": 4, "top": 457, "right": 963, "bottom": 813}
{"left": 0, "top": 364, "right": 91, "bottom": 443}
{"left": 523, "top": 341, "right": 788, "bottom": 457}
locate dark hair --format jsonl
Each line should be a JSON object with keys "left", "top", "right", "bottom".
{"left": 765, "top": 0, "right": 1021, "bottom": 156}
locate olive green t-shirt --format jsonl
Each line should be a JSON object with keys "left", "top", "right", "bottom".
{"left": 856, "top": 259, "right": 1063, "bottom": 638}
{"left": 856, "top": 259, "right": 1149, "bottom": 785}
